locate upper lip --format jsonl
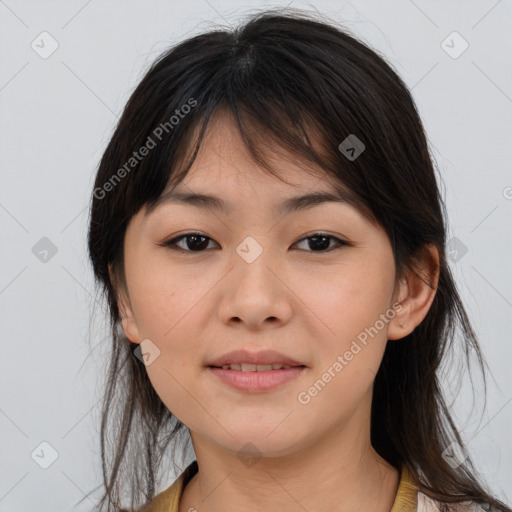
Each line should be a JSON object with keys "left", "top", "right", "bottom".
{"left": 207, "top": 349, "right": 306, "bottom": 367}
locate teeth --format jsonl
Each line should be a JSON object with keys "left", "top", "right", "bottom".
{"left": 218, "top": 363, "right": 295, "bottom": 371}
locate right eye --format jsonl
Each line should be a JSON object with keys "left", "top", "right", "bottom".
{"left": 159, "top": 232, "right": 219, "bottom": 253}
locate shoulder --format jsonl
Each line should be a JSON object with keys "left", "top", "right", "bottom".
{"left": 139, "top": 482, "right": 180, "bottom": 512}
{"left": 418, "top": 489, "right": 491, "bottom": 512}
{"left": 399, "top": 467, "right": 489, "bottom": 512}
{"left": 140, "top": 460, "right": 199, "bottom": 512}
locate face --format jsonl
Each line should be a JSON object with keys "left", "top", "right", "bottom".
{"left": 117, "top": 111, "right": 405, "bottom": 459}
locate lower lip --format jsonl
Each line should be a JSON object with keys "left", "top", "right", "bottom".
{"left": 208, "top": 366, "right": 306, "bottom": 392}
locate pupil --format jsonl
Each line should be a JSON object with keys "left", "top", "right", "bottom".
{"left": 309, "top": 235, "right": 330, "bottom": 251}
{"left": 188, "top": 235, "right": 209, "bottom": 251}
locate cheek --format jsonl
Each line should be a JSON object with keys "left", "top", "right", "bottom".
{"left": 303, "top": 250, "right": 396, "bottom": 407}
{"left": 309, "top": 255, "right": 396, "bottom": 343}
{"left": 123, "top": 257, "right": 213, "bottom": 421}
{"left": 125, "top": 250, "right": 210, "bottom": 341}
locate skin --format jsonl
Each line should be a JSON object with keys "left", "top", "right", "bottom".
{"left": 114, "top": 111, "right": 439, "bottom": 512}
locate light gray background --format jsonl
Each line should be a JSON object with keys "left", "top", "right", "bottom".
{"left": 1, "top": 1, "right": 511, "bottom": 510}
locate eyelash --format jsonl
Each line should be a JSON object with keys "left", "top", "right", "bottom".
{"left": 159, "top": 232, "right": 353, "bottom": 254}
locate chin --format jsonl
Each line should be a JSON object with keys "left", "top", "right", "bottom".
{"left": 213, "top": 426, "right": 308, "bottom": 460}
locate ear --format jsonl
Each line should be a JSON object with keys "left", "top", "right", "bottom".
{"left": 387, "top": 244, "right": 440, "bottom": 341}
{"left": 108, "top": 263, "right": 142, "bottom": 344}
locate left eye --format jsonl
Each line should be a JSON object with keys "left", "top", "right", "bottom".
{"left": 159, "top": 232, "right": 352, "bottom": 253}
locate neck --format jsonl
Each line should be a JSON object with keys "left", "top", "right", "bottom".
{"left": 179, "top": 419, "right": 400, "bottom": 512}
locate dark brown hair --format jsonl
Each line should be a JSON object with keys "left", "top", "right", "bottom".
{"left": 84, "top": 7, "right": 511, "bottom": 512}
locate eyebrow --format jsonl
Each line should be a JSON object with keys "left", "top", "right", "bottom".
{"left": 145, "top": 188, "right": 355, "bottom": 217}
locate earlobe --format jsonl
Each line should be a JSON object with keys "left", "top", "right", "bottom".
{"left": 388, "top": 245, "right": 440, "bottom": 341}
{"left": 120, "top": 314, "right": 142, "bottom": 344}
{"left": 118, "top": 298, "right": 142, "bottom": 344}
{"left": 108, "top": 263, "right": 142, "bottom": 344}
{"left": 118, "top": 298, "right": 141, "bottom": 343}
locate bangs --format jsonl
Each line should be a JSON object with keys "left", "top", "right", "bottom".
{"left": 143, "top": 100, "right": 376, "bottom": 225}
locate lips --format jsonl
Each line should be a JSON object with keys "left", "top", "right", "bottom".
{"left": 206, "top": 349, "right": 306, "bottom": 369}
{"left": 208, "top": 365, "right": 306, "bottom": 391}
{"left": 216, "top": 363, "right": 297, "bottom": 371}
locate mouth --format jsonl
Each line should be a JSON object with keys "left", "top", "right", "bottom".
{"left": 207, "top": 364, "right": 307, "bottom": 392}
{"left": 206, "top": 349, "right": 306, "bottom": 369}
{"left": 205, "top": 349, "right": 307, "bottom": 391}
{"left": 208, "top": 363, "right": 306, "bottom": 371}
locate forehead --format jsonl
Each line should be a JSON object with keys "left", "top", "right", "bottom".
{"left": 168, "top": 110, "right": 342, "bottom": 196}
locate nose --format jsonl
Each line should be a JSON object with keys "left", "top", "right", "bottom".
{"left": 217, "top": 247, "right": 293, "bottom": 330}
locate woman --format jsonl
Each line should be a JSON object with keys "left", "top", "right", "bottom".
{"left": 85, "top": 8, "right": 511, "bottom": 512}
